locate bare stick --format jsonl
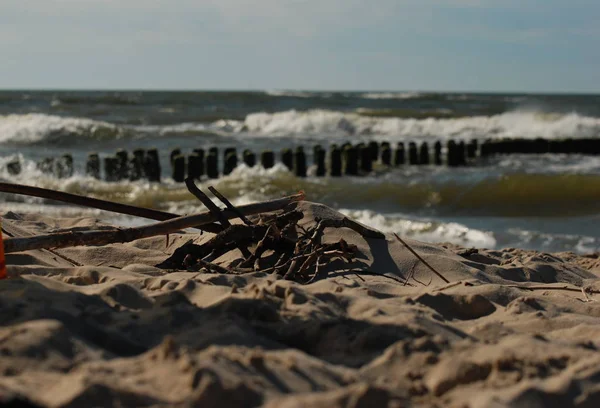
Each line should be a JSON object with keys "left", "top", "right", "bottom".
{"left": 185, "top": 178, "right": 230, "bottom": 229}
{"left": 264, "top": 248, "right": 351, "bottom": 276}
{"left": 3, "top": 193, "right": 305, "bottom": 254}
{"left": 305, "top": 256, "right": 324, "bottom": 284}
{"left": 328, "top": 268, "right": 415, "bottom": 286}
{"left": 353, "top": 273, "right": 366, "bottom": 282}
{"left": 184, "top": 179, "right": 256, "bottom": 259}
{"left": 297, "top": 251, "right": 319, "bottom": 277}
{"left": 404, "top": 262, "right": 418, "bottom": 286}
{"left": 582, "top": 287, "right": 591, "bottom": 302}
{"left": 208, "top": 186, "right": 253, "bottom": 226}
{"left": 505, "top": 284, "right": 600, "bottom": 294}
{"left": 393, "top": 233, "right": 449, "bottom": 284}
{"left": 283, "top": 243, "right": 302, "bottom": 279}
{"left": 316, "top": 218, "right": 385, "bottom": 240}
{"left": 239, "top": 225, "right": 274, "bottom": 269}
{"left": 0, "top": 182, "right": 224, "bottom": 234}
{"left": 433, "top": 281, "right": 473, "bottom": 292}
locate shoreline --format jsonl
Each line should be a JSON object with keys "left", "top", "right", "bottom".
{"left": 1, "top": 201, "right": 600, "bottom": 407}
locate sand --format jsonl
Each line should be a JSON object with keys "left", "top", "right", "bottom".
{"left": 1, "top": 200, "right": 600, "bottom": 408}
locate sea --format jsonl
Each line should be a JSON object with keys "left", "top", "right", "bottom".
{"left": 1, "top": 90, "right": 599, "bottom": 253}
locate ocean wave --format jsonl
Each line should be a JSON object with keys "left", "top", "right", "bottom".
{"left": 504, "top": 228, "right": 599, "bottom": 254}
{"left": 359, "top": 92, "right": 424, "bottom": 100}
{"left": 338, "top": 209, "right": 497, "bottom": 248}
{"left": 264, "top": 90, "right": 426, "bottom": 100}
{"left": 3, "top": 109, "right": 600, "bottom": 146}
{"left": 0, "top": 113, "right": 126, "bottom": 145}
{"left": 264, "top": 90, "right": 335, "bottom": 99}
{"left": 50, "top": 93, "right": 142, "bottom": 106}
{"left": 355, "top": 108, "right": 461, "bottom": 119}
{"left": 238, "top": 109, "right": 600, "bottom": 140}
{"left": 3, "top": 158, "right": 599, "bottom": 218}
{"left": 445, "top": 94, "right": 528, "bottom": 103}
{"left": 1, "top": 161, "right": 598, "bottom": 253}
{"left": 0, "top": 113, "right": 244, "bottom": 146}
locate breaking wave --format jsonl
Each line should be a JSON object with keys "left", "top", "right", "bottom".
{"left": 1, "top": 161, "right": 598, "bottom": 252}
{"left": 2, "top": 109, "right": 600, "bottom": 146}
{"left": 2, "top": 158, "right": 600, "bottom": 218}
{"left": 0, "top": 113, "right": 125, "bottom": 145}
{"left": 359, "top": 92, "right": 425, "bottom": 100}
{"left": 237, "top": 109, "right": 600, "bottom": 140}
{"left": 264, "top": 90, "right": 335, "bottom": 99}
{"left": 338, "top": 208, "right": 497, "bottom": 248}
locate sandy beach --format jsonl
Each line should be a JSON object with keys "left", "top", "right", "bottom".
{"left": 1, "top": 200, "right": 600, "bottom": 407}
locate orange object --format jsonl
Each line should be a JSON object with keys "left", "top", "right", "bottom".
{"left": 0, "top": 220, "right": 6, "bottom": 279}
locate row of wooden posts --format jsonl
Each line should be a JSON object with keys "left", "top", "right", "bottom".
{"left": 9, "top": 137, "right": 600, "bottom": 181}
{"left": 85, "top": 140, "right": 476, "bottom": 182}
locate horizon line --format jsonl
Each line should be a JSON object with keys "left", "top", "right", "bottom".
{"left": 0, "top": 88, "right": 599, "bottom": 96}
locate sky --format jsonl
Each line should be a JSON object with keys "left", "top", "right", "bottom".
{"left": 1, "top": 0, "right": 599, "bottom": 92}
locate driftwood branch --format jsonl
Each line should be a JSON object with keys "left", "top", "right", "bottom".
{"left": 0, "top": 182, "right": 223, "bottom": 234}
{"left": 3, "top": 193, "right": 305, "bottom": 254}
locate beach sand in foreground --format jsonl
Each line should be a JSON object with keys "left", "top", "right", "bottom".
{"left": 1, "top": 200, "right": 600, "bottom": 407}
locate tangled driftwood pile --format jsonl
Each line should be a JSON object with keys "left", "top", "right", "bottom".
{"left": 156, "top": 178, "right": 391, "bottom": 284}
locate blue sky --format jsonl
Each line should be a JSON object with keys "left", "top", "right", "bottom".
{"left": 1, "top": 0, "right": 598, "bottom": 92}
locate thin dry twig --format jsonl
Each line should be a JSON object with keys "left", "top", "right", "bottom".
{"left": 582, "top": 287, "right": 592, "bottom": 302}
{"left": 185, "top": 179, "right": 256, "bottom": 259}
{"left": 432, "top": 281, "right": 470, "bottom": 292}
{"left": 239, "top": 225, "right": 275, "bottom": 269}
{"left": 412, "top": 275, "right": 432, "bottom": 287}
{"left": 353, "top": 273, "right": 366, "bottom": 282}
{"left": 308, "top": 256, "right": 323, "bottom": 283}
{"left": 404, "top": 261, "right": 418, "bottom": 286}
{"left": 208, "top": 186, "right": 253, "bottom": 226}
{"left": 297, "top": 251, "right": 319, "bottom": 278}
{"left": 194, "top": 259, "right": 237, "bottom": 274}
{"left": 393, "top": 233, "right": 449, "bottom": 284}
{"left": 259, "top": 248, "right": 347, "bottom": 275}
{"left": 328, "top": 268, "right": 415, "bottom": 286}
{"left": 283, "top": 243, "right": 302, "bottom": 280}
{"left": 185, "top": 178, "right": 230, "bottom": 229}
{"left": 504, "top": 284, "right": 600, "bottom": 294}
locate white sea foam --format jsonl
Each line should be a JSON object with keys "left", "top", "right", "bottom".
{"left": 0, "top": 113, "right": 119, "bottom": 144}
{"left": 265, "top": 90, "right": 334, "bottom": 98}
{"left": 495, "top": 154, "right": 600, "bottom": 175}
{"left": 506, "top": 228, "right": 599, "bottom": 253}
{"left": 359, "top": 92, "right": 424, "bottom": 100}
{"left": 266, "top": 90, "right": 424, "bottom": 100}
{"left": 237, "top": 109, "right": 600, "bottom": 140}
{"left": 2, "top": 110, "right": 599, "bottom": 145}
{"left": 339, "top": 209, "right": 497, "bottom": 248}
{"left": 1, "top": 155, "right": 597, "bottom": 254}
